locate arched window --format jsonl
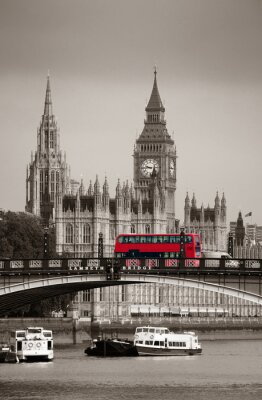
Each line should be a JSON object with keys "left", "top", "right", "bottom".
{"left": 51, "top": 171, "right": 55, "bottom": 201}
{"left": 40, "top": 170, "right": 44, "bottom": 202}
{"left": 45, "top": 131, "right": 48, "bottom": 149}
{"left": 145, "top": 224, "right": 150, "bottom": 234}
{"left": 56, "top": 171, "right": 60, "bottom": 195}
{"left": 110, "top": 225, "right": 115, "bottom": 240}
{"left": 66, "top": 224, "right": 73, "bottom": 244}
{"left": 131, "top": 224, "right": 135, "bottom": 233}
{"left": 83, "top": 224, "right": 91, "bottom": 243}
{"left": 50, "top": 132, "right": 54, "bottom": 148}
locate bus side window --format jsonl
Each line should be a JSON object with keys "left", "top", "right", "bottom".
{"left": 171, "top": 236, "right": 180, "bottom": 243}
{"left": 146, "top": 236, "right": 152, "bottom": 243}
{"left": 140, "top": 236, "right": 146, "bottom": 243}
{"left": 185, "top": 235, "right": 192, "bottom": 243}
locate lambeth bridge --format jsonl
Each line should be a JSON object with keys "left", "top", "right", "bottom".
{"left": 1, "top": 257, "right": 262, "bottom": 317}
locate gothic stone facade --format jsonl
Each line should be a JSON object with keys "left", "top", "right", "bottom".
{"left": 56, "top": 70, "right": 178, "bottom": 257}
{"left": 184, "top": 192, "right": 227, "bottom": 251}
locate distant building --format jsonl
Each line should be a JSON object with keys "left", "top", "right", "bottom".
{"left": 256, "top": 226, "right": 262, "bottom": 244}
{"left": 229, "top": 222, "right": 237, "bottom": 238}
{"left": 184, "top": 192, "right": 227, "bottom": 251}
{"left": 246, "top": 224, "right": 257, "bottom": 245}
{"left": 235, "top": 212, "right": 245, "bottom": 246}
{"left": 231, "top": 214, "right": 262, "bottom": 259}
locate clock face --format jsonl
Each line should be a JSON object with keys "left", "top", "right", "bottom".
{"left": 140, "top": 159, "right": 159, "bottom": 177}
{"left": 169, "top": 159, "right": 175, "bottom": 176}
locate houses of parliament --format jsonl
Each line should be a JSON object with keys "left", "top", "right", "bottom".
{"left": 25, "top": 71, "right": 228, "bottom": 320}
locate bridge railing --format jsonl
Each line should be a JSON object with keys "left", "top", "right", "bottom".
{"left": 0, "top": 257, "right": 262, "bottom": 277}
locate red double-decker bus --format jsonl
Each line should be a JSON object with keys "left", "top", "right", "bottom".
{"left": 114, "top": 233, "right": 201, "bottom": 259}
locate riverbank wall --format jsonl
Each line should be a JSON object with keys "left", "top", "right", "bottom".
{"left": 91, "top": 317, "right": 262, "bottom": 341}
{"left": 1, "top": 317, "right": 262, "bottom": 344}
{"left": 0, "top": 317, "right": 92, "bottom": 344}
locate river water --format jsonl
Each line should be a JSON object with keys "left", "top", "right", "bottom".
{"left": 1, "top": 339, "right": 262, "bottom": 400}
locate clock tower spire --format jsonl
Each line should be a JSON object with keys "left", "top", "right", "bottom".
{"left": 133, "top": 69, "right": 177, "bottom": 232}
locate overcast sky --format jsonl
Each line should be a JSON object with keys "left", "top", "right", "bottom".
{"left": 0, "top": 0, "right": 261, "bottom": 226}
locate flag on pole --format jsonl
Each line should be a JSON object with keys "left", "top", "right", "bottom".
{"left": 245, "top": 212, "right": 252, "bottom": 217}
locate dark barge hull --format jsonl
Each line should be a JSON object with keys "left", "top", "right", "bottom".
{"left": 0, "top": 349, "right": 18, "bottom": 363}
{"left": 85, "top": 339, "right": 138, "bottom": 357}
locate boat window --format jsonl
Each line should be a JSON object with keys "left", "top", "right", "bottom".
{"left": 164, "top": 329, "right": 169, "bottom": 334}
{"left": 16, "top": 332, "right": 26, "bottom": 338}
{"left": 145, "top": 341, "right": 153, "bottom": 345}
{"left": 159, "top": 341, "right": 164, "bottom": 346}
{"left": 183, "top": 342, "right": 186, "bottom": 347}
{"left": 154, "top": 341, "right": 159, "bottom": 346}
{"left": 160, "top": 330, "right": 165, "bottom": 334}
{"left": 149, "top": 328, "right": 155, "bottom": 333}
{"left": 142, "top": 328, "right": 149, "bottom": 333}
{"left": 168, "top": 342, "right": 173, "bottom": 346}
{"left": 138, "top": 340, "right": 143, "bottom": 344}
{"left": 43, "top": 332, "right": 52, "bottom": 337}
{"left": 136, "top": 328, "right": 143, "bottom": 333}
{"left": 28, "top": 328, "right": 42, "bottom": 334}
{"left": 155, "top": 329, "right": 161, "bottom": 334}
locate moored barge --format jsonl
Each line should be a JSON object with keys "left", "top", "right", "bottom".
{"left": 85, "top": 337, "right": 138, "bottom": 357}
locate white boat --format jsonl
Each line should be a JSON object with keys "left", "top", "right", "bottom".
{"left": 10, "top": 327, "right": 54, "bottom": 362}
{"left": 134, "top": 326, "right": 202, "bottom": 356}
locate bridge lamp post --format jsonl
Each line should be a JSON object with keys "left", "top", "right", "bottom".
{"left": 43, "top": 227, "right": 49, "bottom": 259}
{"left": 98, "top": 232, "right": 103, "bottom": 258}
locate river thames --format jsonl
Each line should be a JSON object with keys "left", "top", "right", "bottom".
{"left": 1, "top": 339, "right": 262, "bottom": 400}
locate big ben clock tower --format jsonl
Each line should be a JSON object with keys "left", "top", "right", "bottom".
{"left": 133, "top": 69, "right": 177, "bottom": 232}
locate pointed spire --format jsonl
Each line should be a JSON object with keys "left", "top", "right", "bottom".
{"left": 116, "top": 179, "right": 122, "bottom": 197}
{"left": 44, "top": 73, "right": 53, "bottom": 116}
{"left": 221, "top": 192, "right": 226, "bottom": 207}
{"left": 103, "top": 176, "right": 109, "bottom": 196}
{"left": 192, "top": 193, "right": 197, "bottom": 208}
{"left": 87, "top": 180, "right": 93, "bottom": 196}
{"left": 79, "top": 178, "right": 85, "bottom": 196}
{"left": 185, "top": 192, "right": 190, "bottom": 206}
{"left": 94, "top": 175, "right": 100, "bottom": 194}
{"left": 146, "top": 67, "right": 165, "bottom": 112}
{"left": 215, "top": 191, "right": 220, "bottom": 207}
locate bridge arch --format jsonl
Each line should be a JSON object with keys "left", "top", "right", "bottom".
{"left": 1, "top": 274, "right": 262, "bottom": 316}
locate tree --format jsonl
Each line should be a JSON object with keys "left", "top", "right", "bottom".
{"left": 0, "top": 211, "right": 56, "bottom": 258}
{"left": 0, "top": 211, "right": 63, "bottom": 316}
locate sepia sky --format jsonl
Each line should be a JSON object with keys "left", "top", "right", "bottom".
{"left": 0, "top": 0, "right": 262, "bottom": 225}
